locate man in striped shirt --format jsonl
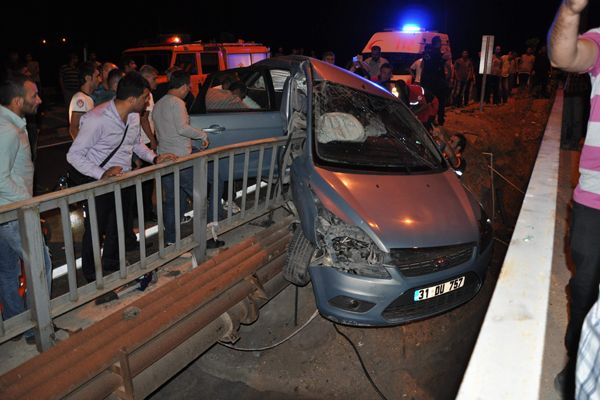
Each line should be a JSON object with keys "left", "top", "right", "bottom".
{"left": 549, "top": 0, "right": 600, "bottom": 397}
{"left": 59, "top": 53, "right": 79, "bottom": 106}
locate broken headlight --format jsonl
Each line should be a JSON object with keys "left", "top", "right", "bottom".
{"left": 316, "top": 209, "right": 391, "bottom": 279}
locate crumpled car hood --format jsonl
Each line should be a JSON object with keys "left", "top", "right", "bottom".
{"left": 311, "top": 166, "right": 479, "bottom": 251}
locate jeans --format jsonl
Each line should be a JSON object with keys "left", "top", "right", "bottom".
{"left": 163, "top": 168, "right": 195, "bottom": 244}
{"left": 566, "top": 202, "right": 600, "bottom": 359}
{"left": 0, "top": 220, "right": 52, "bottom": 320}
{"left": 162, "top": 163, "right": 225, "bottom": 244}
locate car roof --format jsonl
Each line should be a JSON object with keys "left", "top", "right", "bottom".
{"left": 255, "top": 56, "right": 397, "bottom": 100}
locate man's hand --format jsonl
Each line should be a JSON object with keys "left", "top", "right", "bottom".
{"left": 564, "top": 0, "right": 588, "bottom": 15}
{"left": 101, "top": 166, "right": 123, "bottom": 179}
{"left": 200, "top": 138, "right": 209, "bottom": 149}
{"left": 549, "top": 0, "right": 597, "bottom": 72}
{"left": 154, "top": 153, "right": 178, "bottom": 164}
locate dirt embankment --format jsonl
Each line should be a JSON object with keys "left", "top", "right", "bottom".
{"left": 445, "top": 96, "right": 554, "bottom": 240}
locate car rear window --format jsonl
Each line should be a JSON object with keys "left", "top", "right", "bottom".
{"left": 201, "top": 53, "right": 219, "bottom": 74}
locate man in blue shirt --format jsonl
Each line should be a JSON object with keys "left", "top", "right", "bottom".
{"left": 0, "top": 74, "right": 52, "bottom": 342}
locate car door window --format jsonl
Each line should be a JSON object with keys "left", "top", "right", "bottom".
{"left": 244, "top": 73, "right": 269, "bottom": 109}
{"left": 269, "top": 69, "right": 291, "bottom": 109}
{"left": 204, "top": 69, "right": 271, "bottom": 112}
{"left": 175, "top": 53, "right": 198, "bottom": 75}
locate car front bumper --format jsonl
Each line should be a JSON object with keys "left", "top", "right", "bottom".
{"left": 309, "top": 243, "right": 493, "bottom": 326}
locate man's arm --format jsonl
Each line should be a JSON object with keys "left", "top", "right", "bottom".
{"left": 69, "top": 111, "right": 83, "bottom": 139}
{"left": 548, "top": 0, "right": 598, "bottom": 72}
{"left": 140, "top": 111, "right": 157, "bottom": 150}
{"left": 0, "top": 130, "right": 30, "bottom": 202}
{"left": 172, "top": 99, "right": 208, "bottom": 140}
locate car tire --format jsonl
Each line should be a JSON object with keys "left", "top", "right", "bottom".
{"left": 284, "top": 227, "right": 315, "bottom": 286}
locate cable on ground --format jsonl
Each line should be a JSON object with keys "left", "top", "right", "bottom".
{"left": 333, "top": 323, "right": 390, "bottom": 400}
{"left": 494, "top": 237, "right": 510, "bottom": 246}
{"left": 218, "top": 309, "right": 319, "bottom": 352}
{"left": 488, "top": 165, "right": 525, "bottom": 194}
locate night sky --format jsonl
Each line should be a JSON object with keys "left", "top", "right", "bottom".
{"left": 2, "top": 1, "right": 600, "bottom": 84}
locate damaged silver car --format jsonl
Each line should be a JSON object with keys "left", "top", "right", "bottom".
{"left": 272, "top": 56, "right": 493, "bottom": 326}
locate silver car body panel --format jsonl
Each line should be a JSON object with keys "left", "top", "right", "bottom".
{"left": 309, "top": 166, "right": 478, "bottom": 252}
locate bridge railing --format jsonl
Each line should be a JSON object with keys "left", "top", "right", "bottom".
{"left": 0, "top": 135, "right": 304, "bottom": 351}
{"left": 457, "top": 92, "right": 563, "bottom": 399}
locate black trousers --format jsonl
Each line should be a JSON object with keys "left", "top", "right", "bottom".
{"left": 565, "top": 202, "right": 600, "bottom": 359}
{"left": 82, "top": 192, "right": 128, "bottom": 282}
{"left": 486, "top": 75, "right": 500, "bottom": 104}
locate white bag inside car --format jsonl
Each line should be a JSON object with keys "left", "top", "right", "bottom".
{"left": 317, "top": 112, "right": 365, "bottom": 144}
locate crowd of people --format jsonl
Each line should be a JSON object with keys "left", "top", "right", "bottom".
{"left": 0, "top": 54, "right": 233, "bottom": 343}
{"left": 318, "top": 39, "right": 553, "bottom": 131}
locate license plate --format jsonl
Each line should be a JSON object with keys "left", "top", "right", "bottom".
{"left": 413, "top": 276, "right": 465, "bottom": 302}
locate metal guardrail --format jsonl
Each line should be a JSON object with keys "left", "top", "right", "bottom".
{"left": 0, "top": 216, "right": 294, "bottom": 400}
{"left": 457, "top": 91, "right": 563, "bottom": 398}
{"left": 0, "top": 135, "right": 304, "bottom": 351}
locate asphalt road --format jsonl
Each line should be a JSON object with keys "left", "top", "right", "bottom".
{"left": 35, "top": 142, "right": 70, "bottom": 195}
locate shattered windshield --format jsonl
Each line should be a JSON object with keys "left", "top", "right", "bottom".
{"left": 313, "top": 81, "right": 444, "bottom": 172}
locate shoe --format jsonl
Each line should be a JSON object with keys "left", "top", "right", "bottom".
{"left": 181, "top": 216, "right": 192, "bottom": 224}
{"left": 207, "top": 239, "right": 225, "bottom": 249}
{"left": 223, "top": 200, "right": 241, "bottom": 214}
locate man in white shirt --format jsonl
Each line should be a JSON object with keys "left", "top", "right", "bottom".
{"left": 69, "top": 61, "right": 100, "bottom": 139}
{"left": 229, "top": 81, "right": 261, "bottom": 109}
{"left": 410, "top": 58, "right": 423, "bottom": 84}
{"left": 139, "top": 65, "right": 159, "bottom": 150}
{"left": 153, "top": 71, "right": 223, "bottom": 248}
{"left": 360, "top": 46, "right": 389, "bottom": 81}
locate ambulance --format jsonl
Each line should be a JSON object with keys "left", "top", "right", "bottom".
{"left": 361, "top": 27, "right": 452, "bottom": 83}
{"left": 122, "top": 35, "right": 270, "bottom": 96}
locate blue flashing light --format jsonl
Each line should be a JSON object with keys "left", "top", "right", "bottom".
{"left": 402, "top": 24, "right": 422, "bottom": 33}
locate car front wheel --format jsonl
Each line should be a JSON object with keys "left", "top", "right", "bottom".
{"left": 284, "top": 227, "right": 315, "bottom": 286}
